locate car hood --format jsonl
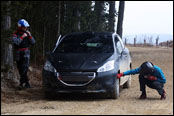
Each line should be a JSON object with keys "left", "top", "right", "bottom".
{"left": 50, "top": 53, "right": 114, "bottom": 72}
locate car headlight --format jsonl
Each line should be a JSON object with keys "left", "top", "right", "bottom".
{"left": 97, "top": 60, "right": 115, "bottom": 72}
{"left": 44, "top": 60, "right": 55, "bottom": 72}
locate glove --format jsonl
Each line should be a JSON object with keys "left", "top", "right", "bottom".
{"left": 26, "top": 31, "right": 31, "bottom": 36}
{"left": 20, "top": 33, "right": 28, "bottom": 40}
{"left": 117, "top": 73, "right": 124, "bottom": 79}
{"left": 148, "top": 76, "right": 157, "bottom": 81}
{"left": 26, "top": 31, "right": 32, "bottom": 39}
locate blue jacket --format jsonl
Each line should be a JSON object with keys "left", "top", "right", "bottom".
{"left": 123, "top": 65, "right": 166, "bottom": 84}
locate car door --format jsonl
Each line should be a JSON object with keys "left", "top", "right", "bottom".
{"left": 114, "top": 35, "right": 129, "bottom": 85}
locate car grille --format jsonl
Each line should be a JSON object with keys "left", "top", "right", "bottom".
{"left": 58, "top": 72, "right": 96, "bottom": 86}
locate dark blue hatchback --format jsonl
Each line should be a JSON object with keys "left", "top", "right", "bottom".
{"left": 42, "top": 32, "right": 132, "bottom": 99}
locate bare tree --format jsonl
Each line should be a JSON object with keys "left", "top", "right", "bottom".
{"left": 148, "top": 35, "right": 153, "bottom": 46}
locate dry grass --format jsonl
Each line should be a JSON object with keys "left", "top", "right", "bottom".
{"left": 128, "top": 46, "right": 173, "bottom": 75}
{"left": 1, "top": 46, "right": 173, "bottom": 115}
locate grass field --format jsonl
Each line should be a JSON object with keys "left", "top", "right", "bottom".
{"left": 128, "top": 46, "right": 173, "bottom": 80}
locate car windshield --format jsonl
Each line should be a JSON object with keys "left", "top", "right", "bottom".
{"left": 55, "top": 33, "right": 114, "bottom": 53}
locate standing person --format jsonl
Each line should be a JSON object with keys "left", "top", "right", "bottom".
{"left": 117, "top": 61, "right": 166, "bottom": 100}
{"left": 12, "top": 19, "right": 35, "bottom": 89}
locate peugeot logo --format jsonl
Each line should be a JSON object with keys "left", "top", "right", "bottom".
{"left": 92, "top": 61, "right": 98, "bottom": 64}
{"left": 58, "top": 60, "right": 63, "bottom": 63}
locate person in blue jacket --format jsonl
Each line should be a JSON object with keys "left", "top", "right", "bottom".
{"left": 117, "top": 61, "right": 166, "bottom": 100}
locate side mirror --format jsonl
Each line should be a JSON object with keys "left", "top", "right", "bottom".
{"left": 122, "top": 48, "right": 129, "bottom": 56}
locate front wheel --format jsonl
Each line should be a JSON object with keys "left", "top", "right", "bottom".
{"left": 110, "top": 78, "right": 119, "bottom": 99}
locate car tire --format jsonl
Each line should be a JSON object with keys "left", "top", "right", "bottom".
{"left": 110, "top": 78, "right": 119, "bottom": 99}
{"left": 123, "top": 75, "right": 131, "bottom": 88}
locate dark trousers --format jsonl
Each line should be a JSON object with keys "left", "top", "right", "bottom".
{"left": 139, "top": 74, "right": 165, "bottom": 95}
{"left": 16, "top": 50, "right": 30, "bottom": 84}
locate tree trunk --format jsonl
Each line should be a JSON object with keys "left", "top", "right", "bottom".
{"left": 57, "top": 1, "right": 61, "bottom": 37}
{"left": 43, "top": 24, "right": 46, "bottom": 57}
{"left": 76, "top": 10, "right": 81, "bottom": 31}
{"left": 109, "top": 1, "right": 116, "bottom": 32}
{"left": 1, "top": 1, "right": 14, "bottom": 71}
{"left": 117, "top": 1, "right": 125, "bottom": 38}
{"left": 1, "top": 1, "right": 19, "bottom": 88}
{"left": 94, "top": 1, "right": 105, "bottom": 31}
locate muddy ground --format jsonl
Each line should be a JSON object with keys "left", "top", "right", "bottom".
{"left": 1, "top": 47, "right": 173, "bottom": 115}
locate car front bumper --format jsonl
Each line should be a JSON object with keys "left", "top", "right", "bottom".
{"left": 42, "top": 69, "right": 117, "bottom": 93}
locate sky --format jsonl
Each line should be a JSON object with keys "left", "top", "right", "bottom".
{"left": 116, "top": 1, "right": 173, "bottom": 36}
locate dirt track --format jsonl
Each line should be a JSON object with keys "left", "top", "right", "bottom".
{"left": 1, "top": 47, "right": 173, "bottom": 115}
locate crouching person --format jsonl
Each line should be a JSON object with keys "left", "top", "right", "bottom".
{"left": 117, "top": 61, "right": 166, "bottom": 100}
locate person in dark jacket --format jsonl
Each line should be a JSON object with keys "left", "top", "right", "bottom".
{"left": 117, "top": 61, "right": 166, "bottom": 100}
{"left": 12, "top": 19, "right": 35, "bottom": 89}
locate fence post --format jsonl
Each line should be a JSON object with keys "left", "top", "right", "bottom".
{"left": 156, "top": 36, "right": 159, "bottom": 47}
{"left": 167, "top": 41, "right": 169, "bottom": 47}
{"left": 125, "top": 38, "right": 127, "bottom": 45}
{"left": 134, "top": 37, "right": 136, "bottom": 47}
{"left": 144, "top": 39, "right": 146, "bottom": 47}
{"left": 156, "top": 38, "right": 159, "bottom": 47}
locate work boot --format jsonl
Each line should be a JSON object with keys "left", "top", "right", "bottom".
{"left": 18, "top": 83, "right": 25, "bottom": 90}
{"left": 139, "top": 92, "right": 147, "bottom": 99}
{"left": 160, "top": 90, "right": 166, "bottom": 100}
{"left": 24, "top": 82, "right": 31, "bottom": 88}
